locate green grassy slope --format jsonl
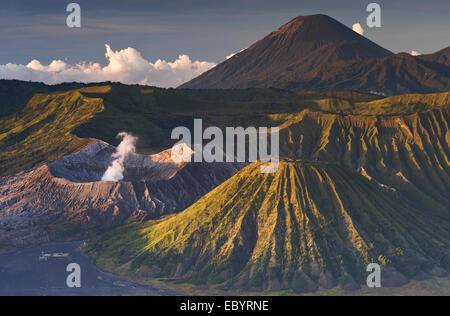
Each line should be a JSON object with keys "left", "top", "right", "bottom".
{"left": 86, "top": 161, "right": 450, "bottom": 293}
{"left": 72, "top": 85, "right": 383, "bottom": 152}
{"left": 0, "top": 82, "right": 384, "bottom": 176}
{"left": 0, "top": 79, "right": 111, "bottom": 118}
{"left": 0, "top": 91, "right": 103, "bottom": 175}
{"left": 274, "top": 107, "right": 450, "bottom": 209}
{"left": 0, "top": 82, "right": 448, "bottom": 206}
{"left": 1, "top": 80, "right": 449, "bottom": 294}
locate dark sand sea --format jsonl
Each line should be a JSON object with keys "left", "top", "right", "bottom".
{"left": 0, "top": 241, "right": 175, "bottom": 296}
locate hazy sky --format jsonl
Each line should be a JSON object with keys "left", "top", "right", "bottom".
{"left": 1, "top": 0, "right": 449, "bottom": 86}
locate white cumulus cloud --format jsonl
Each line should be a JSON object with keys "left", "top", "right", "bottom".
{"left": 410, "top": 50, "right": 421, "bottom": 56}
{"left": 0, "top": 45, "right": 216, "bottom": 88}
{"left": 352, "top": 23, "right": 364, "bottom": 35}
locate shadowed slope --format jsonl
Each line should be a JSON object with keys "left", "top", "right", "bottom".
{"left": 180, "top": 16, "right": 450, "bottom": 94}
{"left": 180, "top": 15, "right": 392, "bottom": 90}
{"left": 420, "top": 46, "right": 450, "bottom": 66}
{"left": 0, "top": 82, "right": 382, "bottom": 177}
{"left": 0, "top": 90, "right": 104, "bottom": 176}
{"left": 304, "top": 53, "right": 450, "bottom": 95}
{"left": 274, "top": 105, "right": 450, "bottom": 209}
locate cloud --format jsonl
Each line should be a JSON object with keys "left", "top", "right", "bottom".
{"left": 226, "top": 53, "right": 236, "bottom": 60}
{"left": 410, "top": 50, "right": 421, "bottom": 56}
{"left": 0, "top": 45, "right": 216, "bottom": 88}
{"left": 352, "top": 23, "right": 364, "bottom": 35}
{"left": 226, "top": 48, "right": 246, "bottom": 60}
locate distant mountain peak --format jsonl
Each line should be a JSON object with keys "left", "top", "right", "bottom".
{"left": 180, "top": 14, "right": 398, "bottom": 91}
{"left": 180, "top": 15, "right": 449, "bottom": 94}
{"left": 269, "top": 14, "right": 363, "bottom": 42}
{"left": 252, "top": 14, "right": 391, "bottom": 57}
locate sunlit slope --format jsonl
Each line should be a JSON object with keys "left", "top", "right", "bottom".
{"left": 87, "top": 161, "right": 450, "bottom": 292}
{"left": 0, "top": 91, "right": 104, "bottom": 176}
{"left": 354, "top": 92, "right": 450, "bottom": 114}
{"left": 0, "top": 82, "right": 382, "bottom": 176}
{"left": 312, "top": 92, "right": 450, "bottom": 114}
{"left": 274, "top": 106, "right": 450, "bottom": 208}
{"left": 0, "top": 80, "right": 448, "bottom": 189}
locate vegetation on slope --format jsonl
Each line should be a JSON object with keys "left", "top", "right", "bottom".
{"left": 274, "top": 107, "right": 450, "bottom": 209}
{"left": 0, "top": 82, "right": 384, "bottom": 176}
{"left": 0, "top": 91, "right": 103, "bottom": 175}
{"left": 307, "top": 53, "right": 450, "bottom": 95}
{"left": 0, "top": 81, "right": 448, "bottom": 194}
{"left": 185, "top": 52, "right": 450, "bottom": 95}
{"left": 0, "top": 79, "right": 109, "bottom": 118}
{"left": 86, "top": 161, "right": 450, "bottom": 293}
{"left": 72, "top": 85, "right": 384, "bottom": 152}
{"left": 0, "top": 80, "right": 449, "bottom": 293}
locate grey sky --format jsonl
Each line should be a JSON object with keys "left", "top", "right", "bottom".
{"left": 1, "top": 0, "right": 449, "bottom": 65}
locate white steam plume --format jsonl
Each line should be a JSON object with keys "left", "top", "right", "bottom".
{"left": 101, "top": 132, "right": 138, "bottom": 182}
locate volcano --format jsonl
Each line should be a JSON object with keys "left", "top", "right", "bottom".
{"left": 85, "top": 91, "right": 450, "bottom": 293}
{"left": 0, "top": 141, "right": 243, "bottom": 249}
{"left": 0, "top": 80, "right": 449, "bottom": 293}
{"left": 87, "top": 161, "right": 450, "bottom": 292}
{"left": 180, "top": 15, "right": 450, "bottom": 95}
